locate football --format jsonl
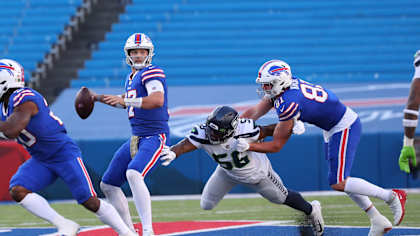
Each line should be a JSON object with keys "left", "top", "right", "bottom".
{"left": 75, "top": 86, "right": 94, "bottom": 119}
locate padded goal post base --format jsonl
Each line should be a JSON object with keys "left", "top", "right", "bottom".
{"left": 0, "top": 141, "right": 30, "bottom": 201}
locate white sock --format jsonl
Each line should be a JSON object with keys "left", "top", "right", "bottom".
{"left": 126, "top": 169, "right": 153, "bottom": 232}
{"left": 346, "top": 193, "right": 379, "bottom": 219}
{"left": 366, "top": 205, "right": 381, "bottom": 219}
{"left": 100, "top": 182, "right": 135, "bottom": 232}
{"left": 95, "top": 199, "right": 132, "bottom": 235}
{"left": 19, "top": 193, "right": 66, "bottom": 226}
{"left": 344, "top": 177, "right": 393, "bottom": 202}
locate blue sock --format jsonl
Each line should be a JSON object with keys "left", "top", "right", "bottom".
{"left": 284, "top": 189, "right": 312, "bottom": 215}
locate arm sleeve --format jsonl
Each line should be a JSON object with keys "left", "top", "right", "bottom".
{"left": 145, "top": 79, "right": 164, "bottom": 94}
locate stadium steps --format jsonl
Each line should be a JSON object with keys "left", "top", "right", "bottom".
{"left": 35, "top": 0, "right": 127, "bottom": 103}
{"left": 72, "top": 0, "right": 420, "bottom": 87}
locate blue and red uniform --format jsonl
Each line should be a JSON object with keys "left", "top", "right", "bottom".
{"left": 4, "top": 88, "right": 96, "bottom": 203}
{"left": 274, "top": 78, "right": 360, "bottom": 185}
{"left": 102, "top": 65, "right": 170, "bottom": 187}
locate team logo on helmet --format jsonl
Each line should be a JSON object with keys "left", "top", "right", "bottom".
{"left": 0, "top": 63, "right": 14, "bottom": 76}
{"left": 268, "top": 65, "right": 289, "bottom": 76}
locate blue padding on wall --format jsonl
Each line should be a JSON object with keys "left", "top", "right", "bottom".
{"left": 378, "top": 133, "right": 410, "bottom": 188}
{"left": 38, "top": 132, "right": 420, "bottom": 199}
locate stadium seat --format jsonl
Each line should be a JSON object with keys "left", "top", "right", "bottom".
{"left": 73, "top": 0, "right": 420, "bottom": 87}
{"left": 0, "top": 0, "right": 82, "bottom": 82}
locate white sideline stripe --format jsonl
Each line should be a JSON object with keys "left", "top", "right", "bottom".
{"left": 150, "top": 188, "right": 420, "bottom": 201}
{"left": 28, "top": 188, "right": 420, "bottom": 204}
{"left": 331, "top": 83, "right": 410, "bottom": 93}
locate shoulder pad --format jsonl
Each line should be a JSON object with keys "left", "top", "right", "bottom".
{"left": 234, "top": 118, "right": 260, "bottom": 139}
{"left": 188, "top": 124, "right": 210, "bottom": 144}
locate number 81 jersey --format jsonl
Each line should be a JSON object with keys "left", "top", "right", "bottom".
{"left": 275, "top": 78, "right": 347, "bottom": 131}
{"left": 187, "top": 118, "right": 270, "bottom": 184}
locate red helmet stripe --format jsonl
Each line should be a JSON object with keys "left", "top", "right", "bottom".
{"left": 270, "top": 67, "right": 288, "bottom": 73}
{"left": 0, "top": 65, "right": 14, "bottom": 70}
{"left": 135, "top": 34, "right": 141, "bottom": 44}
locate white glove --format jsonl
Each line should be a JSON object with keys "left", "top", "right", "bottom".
{"left": 236, "top": 138, "right": 250, "bottom": 152}
{"left": 292, "top": 120, "right": 305, "bottom": 135}
{"left": 160, "top": 145, "right": 176, "bottom": 166}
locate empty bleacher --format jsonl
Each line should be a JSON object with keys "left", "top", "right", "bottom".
{"left": 0, "top": 0, "right": 82, "bottom": 81}
{"left": 72, "top": 0, "right": 420, "bottom": 87}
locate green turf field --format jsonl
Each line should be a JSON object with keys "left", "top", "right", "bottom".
{"left": 0, "top": 193, "right": 419, "bottom": 228}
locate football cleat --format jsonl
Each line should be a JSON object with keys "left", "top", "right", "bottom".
{"left": 142, "top": 229, "right": 154, "bottom": 236}
{"left": 119, "top": 230, "right": 138, "bottom": 236}
{"left": 387, "top": 189, "right": 407, "bottom": 226}
{"left": 368, "top": 214, "right": 392, "bottom": 236}
{"left": 309, "top": 200, "right": 325, "bottom": 236}
{"left": 39, "top": 219, "right": 79, "bottom": 236}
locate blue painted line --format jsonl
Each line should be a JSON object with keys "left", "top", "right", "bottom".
{"left": 2, "top": 225, "right": 420, "bottom": 236}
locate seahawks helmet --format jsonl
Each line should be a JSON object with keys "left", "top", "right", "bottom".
{"left": 256, "top": 60, "right": 292, "bottom": 98}
{"left": 206, "top": 106, "right": 239, "bottom": 144}
{"left": 0, "top": 59, "right": 24, "bottom": 100}
{"left": 124, "top": 33, "right": 154, "bottom": 69}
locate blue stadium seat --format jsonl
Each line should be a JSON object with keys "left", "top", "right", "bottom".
{"left": 73, "top": 0, "right": 420, "bottom": 87}
{"left": 0, "top": 0, "right": 81, "bottom": 82}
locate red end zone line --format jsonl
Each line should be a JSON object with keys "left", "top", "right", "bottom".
{"left": 169, "top": 97, "right": 407, "bottom": 116}
{"left": 78, "top": 221, "right": 263, "bottom": 236}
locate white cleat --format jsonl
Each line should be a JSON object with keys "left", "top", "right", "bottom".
{"left": 39, "top": 219, "right": 80, "bottom": 236}
{"left": 309, "top": 200, "right": 325, "bottom": 236}
{"left": 387, "top": 189, "right": 407, "bottom": 226}
{"left": 368, "top": 214, "right": 392, "bottom": 236}
{"left": 119, "top": 230, "right": 138, "bottom": 236}
{"left": 142, "top": 229, "right": 154, "bottom": 236}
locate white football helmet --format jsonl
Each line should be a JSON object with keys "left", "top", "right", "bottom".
{"left": 124, "top": 33, "right": 155, "bottom": 69}
{"left": 0, "top": 59, "right": 25, "bottom": 99}
{"left": 256, "top": 60, "right": 292, "bottom": 98}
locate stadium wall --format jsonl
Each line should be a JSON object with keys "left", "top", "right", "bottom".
{"left": 27, "top": 133, "right": 420, "bottom": 201}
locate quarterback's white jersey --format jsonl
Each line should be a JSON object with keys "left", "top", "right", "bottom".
{"left": 187, "top": 118, "right": 270, "bottom": 184}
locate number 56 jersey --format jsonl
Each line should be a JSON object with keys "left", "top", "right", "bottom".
{"left": 187, "top": 118, "right": 271, "bottom": 184}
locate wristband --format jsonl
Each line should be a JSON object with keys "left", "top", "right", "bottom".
{"left": 124, "top": 97, "right": 143, "bottom": 108}
{"left": 404, "top": 135, "right": 414, "bottom": 146}
{"left": 414, "top": 67, "right": 420, "bottom": 80}
{"left": 403, "top": 118, "right": 418, "bottom": 127}
{"left": 403, "top": 109, "right": 419, "bottom": 116}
